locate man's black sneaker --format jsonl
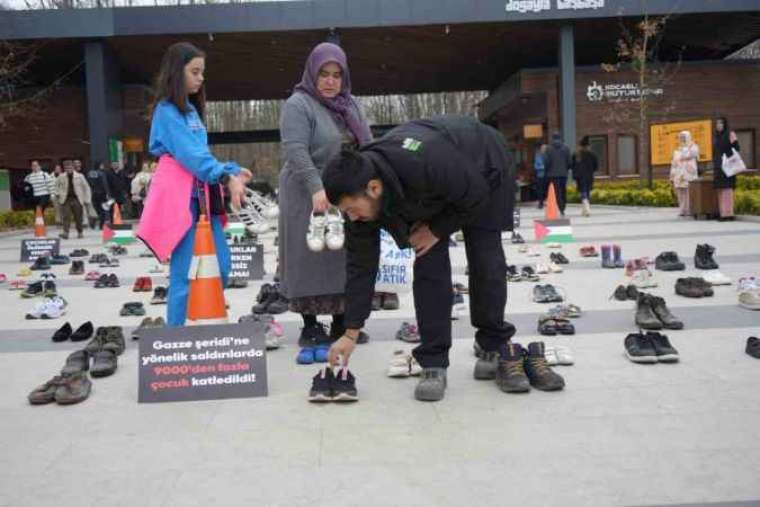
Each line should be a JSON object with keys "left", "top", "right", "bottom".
{"left": 550, "top": 252, "right": 569, "bottom": 265}
{"left": 298, "top": 322, "right": 329, "bottom": 346}
{"left": 524, "top": 342, "right": 565, "bottom": 391}
{"left": 635, "top": 293, "right": 663, "bottom": 330}
{"left": 43, "top": 280, "right": 57, "bottom": 297}
{"left": 624, "top": 333, "right": 657, "bottom": 363}
{"left": 308, "top": 367, "right": 334, "bottom": 402}
{"left": 655, "top": 251, "right": 686, "bottom": 271}
{"left": 649, "top": 296, "right": 684, "bottom": 330}
{"left": 51, "top": 322, "right": 72, "bottom": 342}
{"left": 70, "top": 321, "right": 94, "bottom": 342}
{"left": 30, "top": 257, "right": 51, "bottom": 271}
{"left": 21, "top": 281, "right": 44, "bottom": 298}
{"left": 695, "top": 244, "right": 719, "bottom": 270}
{"left": 746, "top": 337, "right": 760, "bottom": 359}
{"left": 332, "top": 367, "right": 358, "bottom": 402}
{"left": 612, "top": 285, "right": 628, "bottom": 301}
{"left": 495, "top": 343, "right": 530, "bottom": 393}
{"left": 645, "top": 332, "right": 679, "bottom": 362}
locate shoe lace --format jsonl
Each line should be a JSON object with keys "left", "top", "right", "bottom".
{"left": 527, "top": 355, "right": 551, "bottom": 374}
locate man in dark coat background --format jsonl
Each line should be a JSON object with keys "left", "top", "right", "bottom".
{"left": 544, "top": 132, "right": 573, "bottom": 216}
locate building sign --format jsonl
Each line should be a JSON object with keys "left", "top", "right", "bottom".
{"left": 506, "top": 0, "right": 603, "bottom": 13}
{"left": 523, "top": 124, "right": 544, "bottom": 139}
{"left": 586, "top": 81, "right": 664, "bottom": 103}
{"left": 650, "top": 120, "right": 713, "bottom": 166}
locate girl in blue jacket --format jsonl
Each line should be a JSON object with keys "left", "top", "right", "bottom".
{"left": 147, "top": 42, "right": 252, "bottom": 326}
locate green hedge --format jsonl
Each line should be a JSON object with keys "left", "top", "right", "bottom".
{"left": 566, "top": 174, "right": 760, "bottom": 215}
{"left": 0, "top": 209, "right": 57, "bottom": 232}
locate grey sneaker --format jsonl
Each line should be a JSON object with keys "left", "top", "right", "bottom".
{"left": 650, "top": 296, "right": 684, "bottom": 330}
{"left": 474, "top": 350, "right": 499, "bottom": 380}
{"left": 414, "top": 367, "right": 447, "bottom": 402}
{"left": 495, "top": 343, "right": 531, "bottom": 393}
{"left": 635, "top": 293, "right": 663, "bottom": 330}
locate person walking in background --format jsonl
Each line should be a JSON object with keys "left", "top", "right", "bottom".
{"left": 137, "top": 42, "right": 251, "bottom": 327}
{"left": 278, "top": 42, "right": 373, "bottom": 348}
{"left": 573, "top": 136, "right": 599, "bottom": 217}
{"left": 86, "top": 161, "right": 111, "bottom": 229}
{"left": 50, "top": 163, "right": 63, "bottom": 224}
{"left": 670, "top": 130, "right": 699, "bottom": 217}
{"left": 55, "top": 159, "right": 92, "bottom": 239}
{"left": 73, "top": 159, "right": 84, "bottom": 174}
{"left": 544, "top": 132, "right": 572, "bottom": 216}
{"left": 131, "top": 161, "right": 155, "bottom": 218}
{"left": 23, "top": 160, "right": 54, "bottom": 211}
{"left": 105, "top": 161, "right": 129, "bottom": 221}
{"left": 713, "top": 117, "right": 740, "bottom": 221}
{"left": 534, "top": 143, "right": 548, "bottom": 209}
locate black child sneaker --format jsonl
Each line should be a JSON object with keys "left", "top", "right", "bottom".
{"left": 332, "top": 367, "right": 359, "bottom": 402}
{"left": 645, "top": 332, "right": 679, "bottom": 363}
{"left": 624, "top": 333, "right": 657, "bottom": 364}
{"left": 51, "top": 322, "right": 73, "bottom": 342}
{"left": 524, "top": 342, "right": 565, "bottom": 391}
{"left": 746, "top": 337, "right": 760, "bottom": 359}
{"left": 70, "top": 321, "right": 94, "bottom": 342}
{"left": 308, "top": 367, "right": 335, "bottom": 402}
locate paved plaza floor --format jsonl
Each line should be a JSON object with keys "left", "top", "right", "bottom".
{"left": 1, "top": 203, "right": 759, "bottom": 507}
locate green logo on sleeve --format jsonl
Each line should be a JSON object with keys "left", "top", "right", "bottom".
{"left": 402, "top": 138, "right": 422, "bottom": 152}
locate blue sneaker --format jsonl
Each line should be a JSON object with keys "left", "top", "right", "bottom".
{"left": 314, "top": 345, "right": 330, "bottom": 363}
{"left": 296, "top": 347, "right": 315, "bottom": 365}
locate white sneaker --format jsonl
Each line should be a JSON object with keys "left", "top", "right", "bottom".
{"left": 41, "top": 299, "right": 65, "bottom": 319}
{"left": 738, "top": 290, "right": 760, "bottom": 310}
{"left": 409, "top": 356, "right": 422, "bottom": 376}
{"left": 387, "top": 350, "right": 413, "bottom": 378}
{"left": 25, "top": 300, "right": 47, "bottom": 319}
{"left": 554, "top": 345, "right": 575, "bottom": 365}
{"left": 737, "top": 277, "right": 759, "bottom": 292}
{"left": 631, "top": 269, "right": 657, "bottom": 288}
{"left": 324, "top": 207, "right": 345, "bottom": 251}
{"left": 306, "top": 212, "right": 327, "bottom": 252}
{"left": 544, "top": 346, "right": 559, "bottom": 366}
{"left": 265, "top": 330, "right": 282, "bottom": 350}
{"left": 47, "top": 296, "right": 68, "bottom": 310}
{"left": 548, "top": 262, "right": 563, "bottom": 273}
{"left": 703, "top": 271, "right": 732, "bottom": 286}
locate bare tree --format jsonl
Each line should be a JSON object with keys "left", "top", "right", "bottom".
{"left": 601, "top": 14, "right": 681, "bottom": 188}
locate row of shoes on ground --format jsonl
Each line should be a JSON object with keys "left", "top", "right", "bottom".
{"left": 51, "top": 321, "right": 93, "bottom": 342}
{"left": 532, "top": 284, "right": 564, "bottom": 303}
{"left": 120, "top": 301, "right": 146, "bottom": 317}
{"left": 737, "top": 277, "right": 760, "bottom": 310}
{"left": 252, "top": 283, "right": 289, "bottom": 314}
{"left": 372, "top": 292, "right": 400, "bottom": 311}
{"left": 306, "top": 207, "right": 345, "bottom": 252}
{"left": 132, "top": 316, "right": 166, "bottom": 340}
{"left": 308, "top": 366, "right": 358, "bottom": 402}
{"left": 635, "top": 293, "right": 683, "bottom": 330}
{"left": 28, "top": 326, "right": 125, "bottom": 405}
{"left": 625, "top": 331, "right": 679, "bottom": 363}
{"left": 26, "top": 296, "right": 67, "bottom": 319}
{"left": 238, "top": 313, "right": 285, "bottom": 349}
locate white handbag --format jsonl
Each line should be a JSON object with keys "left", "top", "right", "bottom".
{"left": 721, "top": 148, "right": 747, "bottom": 178}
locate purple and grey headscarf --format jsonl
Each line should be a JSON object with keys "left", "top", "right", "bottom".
{"left": 294, "top": 42, "right": 372, "bottom": 145}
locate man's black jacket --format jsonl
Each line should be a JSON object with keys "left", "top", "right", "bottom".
{"left": 343, "top": 115, "right": 516, "bottom": 329}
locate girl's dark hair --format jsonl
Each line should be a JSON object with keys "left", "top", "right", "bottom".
{"left": 151, "top": 42, "right": 206, "bottom": 120}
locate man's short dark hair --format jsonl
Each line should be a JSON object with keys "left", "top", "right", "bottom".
{"left": 323, "top": 148, "right": 377, "bottom": 205}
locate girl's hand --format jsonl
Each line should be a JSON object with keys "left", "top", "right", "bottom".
{"left": 730, "top": 131, "right": 738, "bottom": 144}
{"left": 239, "top": 168, "right": 253, "bottom": 184}
{"left": 228, "top": 175, "right": 246, "bottom": 211}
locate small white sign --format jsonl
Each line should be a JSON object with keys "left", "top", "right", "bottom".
{"left": 586, "top": 81, "right": 664, "bottom": 103}
{"left": 506, "top": 0, "right": 603, "bottom": 13}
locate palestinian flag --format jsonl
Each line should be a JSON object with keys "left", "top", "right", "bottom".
{"left": 103, "top": 223, "right": 135, "bottom": 244}
{"left": 534, "top": 218, "right": 573, "bottom": 243}
{"left": 224, "top": 221, "right": 246, "bottom": 238}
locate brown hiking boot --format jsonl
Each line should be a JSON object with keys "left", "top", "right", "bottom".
{"left": 524, "top": 342, "right": 565, "bottom": 391}
{"left": 28, "top": 375, "right": 64, "bottom": 405}
{"left": 85, "top": 326, "right": 109, "bottom": 354}
{"left": 103, "top": 326, "right": 125, "bottom": 355}
{"left": 495, "top": 343, "right": 530, "bottom": 393}
{"left": 54, "top": 372, "right": 92, "bottom": 405}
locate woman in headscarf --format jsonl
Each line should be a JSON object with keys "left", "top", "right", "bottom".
{"left": 278, "top": 42, "right": 372, "bottom": 352}
{"left": 669, "top": 130, "right": 699, "bottom": 217}
{"left": 712, "top": 117, "right": 740, "bottom": 221}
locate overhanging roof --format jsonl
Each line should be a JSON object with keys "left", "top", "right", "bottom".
{"left": 2, "top": 0, "right": 760, "bottom": 100}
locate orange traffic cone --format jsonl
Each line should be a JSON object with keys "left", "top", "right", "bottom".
{"left": 186, "top": 214, "right": 228, "bottom": 325}
{"left": 545, "top": 183, "right": 559, "bottom": 220}
{"left": 112, "top": 203, "right": 123, "bottom": 225}
{"left": 34, "top": 206, "right": 46, "bottom": 237}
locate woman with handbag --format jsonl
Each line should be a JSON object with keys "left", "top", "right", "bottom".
{"left": 670, "top": 131, "right": 699, "bottom": 217}
{"left": 713, "top": 117, "right": 741, "bottom": 221}
{"left": 137, "top": 42, "right": 251, "bottom": 326}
